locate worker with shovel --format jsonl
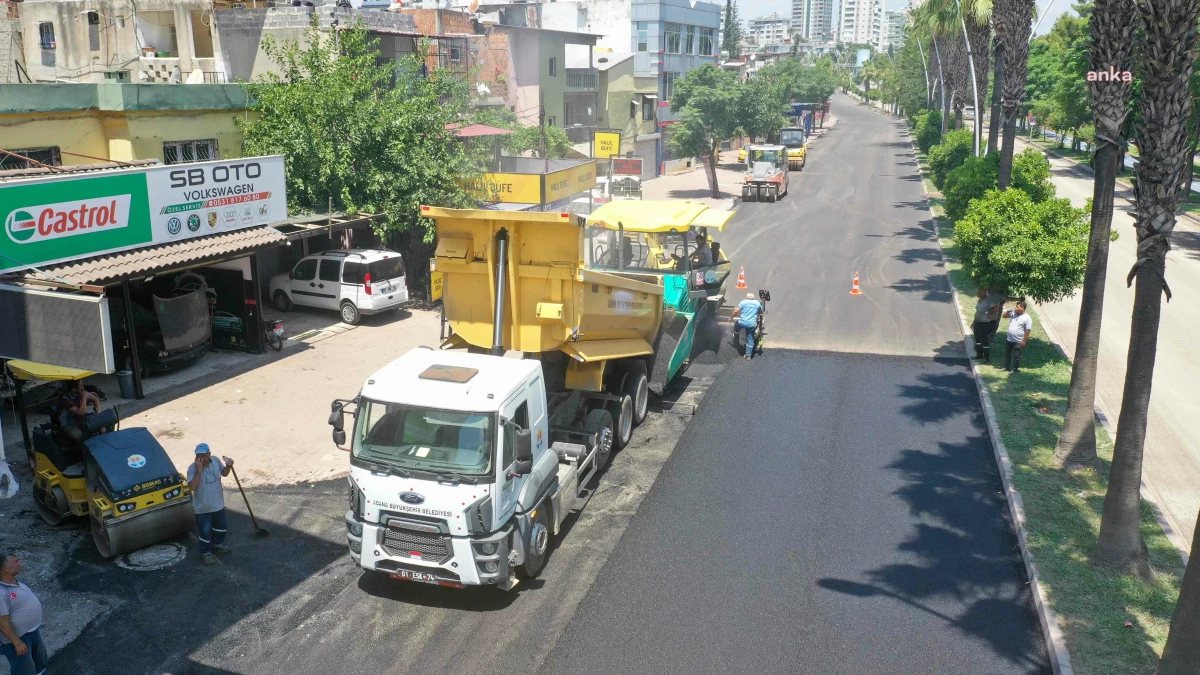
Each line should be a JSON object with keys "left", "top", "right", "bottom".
{"left": 187, "top": 443, "right": 234, "bottom": 565}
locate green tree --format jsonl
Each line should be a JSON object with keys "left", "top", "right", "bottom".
{"left": 739, "top": 74, "right": 787, "bottom": 142}
{"left": 722, "top": 0, "right": 743, "bottom": 59}
{"left": 943, "top": 147, "right": 1055, "bottom": 221}
{"left": 955, "top": 188, "right": 1090, "bottom": 301}
{"left": 238, "top": 23, "right": 476, "bottom": 292}
{"left": 668, "top": 64, "right": 744, "bottom": 198}
{"left": 915, "top": 109, "right": 944, "bottom": 152}
{"left": 1051, "top": 33, "right": 1092, "bottom": 150}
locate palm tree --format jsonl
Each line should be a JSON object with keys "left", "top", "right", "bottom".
{"left": 1157, "top": 512, "right": 1200, "bottom": 673}
{"left": 1094, "top": 0, "right": 1200, "bottom": 577}
{"left": 917, "top": 0, "right": 991, "bottom": 147}
{"left": 1054, "top": 0, "right": 1138, "bottom": 470}
{"left": 995, "top": 0, "right": 1036, "bottom": 187}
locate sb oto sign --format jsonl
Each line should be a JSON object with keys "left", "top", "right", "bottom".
{"left": 1, "top": 156, "right": 287, "bottom": 274}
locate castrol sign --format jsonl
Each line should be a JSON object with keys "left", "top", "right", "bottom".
{"left": 6, "top": 195, "right": 132, "bottom": 244}
{"left": 0, "top": 156, "right": 285, "bottom": 275}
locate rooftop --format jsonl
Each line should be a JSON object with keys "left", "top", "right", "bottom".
{"left": 361, "top": 348, "right": 539, "bottom": 412}
{"left": 0, "top": 84, "right": 249, "bottom": 116}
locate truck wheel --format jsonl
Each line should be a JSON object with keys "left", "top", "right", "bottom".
{"left": 273, "top": 291, "right": 292, "bottom": 312}
{"left": 340, "top": 301, "right": 361, "bottom": 326}
{"left": 768, "top": 187, "right": 777, "bottom": 203}
{"left": 756, "top": 186, "right": 767, "bottom": 202}
{"left": 583, "top": 409, "right": 614, "bottom": 470}
{"left": 608, "top": 392, "right": 634, "bottom": 451}
{"left": 625, "top": 363, "right": 649, "bottom": 426}
{"left": 518, "top": 507, "right": 551, "bottom": 580}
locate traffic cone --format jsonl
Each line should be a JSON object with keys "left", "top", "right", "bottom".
{"left": 736, "top": 267, "right": 748, "bottom": 289}
{"left": 850, "top": 272, "right": 862, "bottom": 296}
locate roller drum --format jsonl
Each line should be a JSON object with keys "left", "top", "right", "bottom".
{"left": 92, "top": 498, "right": 194, "bottom": 559}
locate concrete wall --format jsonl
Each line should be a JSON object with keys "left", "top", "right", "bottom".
{"left": 214, "top": 6, "right": 416, "bottom": 82}
{"left": 598, "top": 56, "right": 656, "bottom": 158}
{"left": 1, "top": 0, "right": 23, "bottom": 84}
{"left": 541, "top": 0, "right": 630, "bottom": 65}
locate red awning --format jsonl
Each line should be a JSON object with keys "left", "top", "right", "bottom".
{"left": 445, "top": 123, "right": 515, "bottom": 138}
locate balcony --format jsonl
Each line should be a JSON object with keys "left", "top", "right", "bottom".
{"left": 566, "top": 69, "right": 598, "bottom": 92}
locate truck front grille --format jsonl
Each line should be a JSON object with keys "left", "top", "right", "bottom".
{"left": 381, "top": 527, "right": 452, "bottom": 564}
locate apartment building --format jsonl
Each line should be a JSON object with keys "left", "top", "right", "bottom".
{"left": 839, "top": 0, "right": 881, "bottom": 46}
{"left": 747, "top": 12, "right": 790, "bottom": 46}
{"left": 881, "top": 10, "right": 907, "bottom": 52}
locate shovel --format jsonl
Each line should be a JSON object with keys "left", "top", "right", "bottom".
{"left": 228, "top": 462, "right": 269, "bottom": 538}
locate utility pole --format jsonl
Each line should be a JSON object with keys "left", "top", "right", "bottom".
{"left": 539, "top": 89, "right": 547, "bottom": 211}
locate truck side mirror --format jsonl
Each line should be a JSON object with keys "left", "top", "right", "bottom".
{"left": 513, "top": 428, "right": 533, "bottom": 475}
{"left": 333, "top": 429, "right": 347, "bottom": 446}
{"left": 289, "top": 270, "right": 295, "bottom": 280}
{"left": 328, "top": 408, "right": 344, "bottom": 431}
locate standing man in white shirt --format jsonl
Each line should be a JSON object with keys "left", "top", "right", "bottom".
{"left": 0, "top": 553, "right": 46, "bottom": 675}
{"left": 1003, "top": 301, "right": 1033, "bottom": 373}
{"left": 187, "top": 443, "right": 235, "bottom": 565}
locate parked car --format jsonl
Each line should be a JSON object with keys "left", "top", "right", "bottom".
{"left": 269, "top": 249, "right": 408, "bottom": 325}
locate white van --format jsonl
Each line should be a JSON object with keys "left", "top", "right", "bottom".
{"left": 269, "top": 249, "right": 408, "bottom": 325}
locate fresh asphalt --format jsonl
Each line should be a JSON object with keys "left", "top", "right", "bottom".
{"left": 541, "top": 96, "right": 1050, "bottom": 674}
{"left": 43, "top": 96, "right": 1047, "bottom": 674}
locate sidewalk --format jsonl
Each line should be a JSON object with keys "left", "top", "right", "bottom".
{"left": 1019, "top": 136, "right": 1200, "bottom": 549}
{"left": 640, "top": 118, "right": 839, "bottom": 209}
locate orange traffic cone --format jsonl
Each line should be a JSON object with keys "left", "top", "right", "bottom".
{"left": 736, "top": 266, "right": 748, "bottom": 289}
{"left": 850, "top": 272, "right": 862, "bottom": 296}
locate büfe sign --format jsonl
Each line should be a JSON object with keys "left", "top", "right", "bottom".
{"left": 0, "top": 156, "right": 287, "bottom": 274}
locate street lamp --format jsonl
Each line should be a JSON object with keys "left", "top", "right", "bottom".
{"left": 953, "top": 0, "right": 981, "bottom": 157}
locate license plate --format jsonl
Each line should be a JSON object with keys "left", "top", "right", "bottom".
{"left": 381, "top": 285, "right": 394, "bottom": 294}
{"left": 390, "top": 569, "right": 439, "bottom": 584}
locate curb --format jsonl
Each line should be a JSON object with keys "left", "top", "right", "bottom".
{"left": 904, "top": 129, "right": 1076, "bottom": 675}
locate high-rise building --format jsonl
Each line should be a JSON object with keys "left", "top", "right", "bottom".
{"left": 792, "top": 0, "right": 835, "bottom": 43}
{"left": 839, "top": 0, "right": 881, "bottom": 46}
{"left": 907, "top": 0, "right": 926, "bottom": 10}
{"left": 747, "top": 12, "right": 791, "bottom": 45}
{"left": 881, "top": 10, "right": 908, "bottom": 52}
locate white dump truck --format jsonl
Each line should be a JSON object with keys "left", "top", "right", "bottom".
{"left": 331, "top": 207, "right": 668, "bottom": 589}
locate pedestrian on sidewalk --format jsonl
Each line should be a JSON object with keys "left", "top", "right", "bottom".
{"left": 0, "top": 553, "right": 47, "bottom": 675}
{"left": 971, "top": 288, "right": 1006, "bottom": 362}
{"left": 187, "top": 443, "right": 235, "bottom": 565}
{"left": 730, "top": 292, "right": 762, "bottom": 360}
{"left": 1003, "top": 301, "right": 1033, "bottom": 373}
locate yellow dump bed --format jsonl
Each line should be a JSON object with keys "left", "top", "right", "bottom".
{"left": 424, "top": 207, "right": 665, "bottom": 387}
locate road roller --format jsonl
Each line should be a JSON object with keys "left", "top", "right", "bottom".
{"left": 32, "top": 423, "right": 193, "bottom": 558}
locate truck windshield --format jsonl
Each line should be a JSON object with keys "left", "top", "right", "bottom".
{"left": 750, "top": 150, "right": 780, "bottom": 163}
{"left": 352, "top": 400, "right": 494, "bottom": 477}
{"left": 780, "top": 129, "right": 805, "bottom": 146}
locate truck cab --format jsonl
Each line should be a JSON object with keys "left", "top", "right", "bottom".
{"left": 338, "top": 349, "right": 574, "bottom": 589}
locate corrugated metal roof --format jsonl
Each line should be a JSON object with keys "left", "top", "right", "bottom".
{"left": 0, "top": 160, "right": 159, "bottom": 182}
{"left": 30, "top": 226, "right": 287, "bottom": 287}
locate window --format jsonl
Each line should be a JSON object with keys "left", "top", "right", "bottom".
{"left": 368, "top": 256, "right": 405, "bottom": 282}
{"left": 87, "top": 11, "right": 100, "bottom": 51}
{"left": 643, "top": 95, "right": 656, "bottom": 121}
{"left": 352, "top": 402, "right": 494, "bottom": 476}
{"left": 38, "top": 22, "right": 55, "bottom": 49}
{"left": 342, "top": 261, "right": 363, "bottom": 285}
{"left": 665, "top": 23, "right": 681, "bottom": 54}
{"left": 636, "top": 22, "right": 648, "bottom": 51}
{"left": 549, "top": 56, "right": 557, "bottom": 77}
{"left": 663, "top": 72, "right": 678, "bottom": 101}
{"left": 684, "top": 25, "right": 696, "bottom": 55}
{"left": 87, "top": 11, "right": 100, "bottom": 25}
{"left": 318, "top": 259, "right": 341, "bottom": 283}
{"left": 547, "top": 116, "right": 556, "bottom": 127}
{"left": 292, "top": 259, "right": 318, "bottom": 282}
{"left": 502, "top": 401, "right": 529, "bottom": 468}
{"left": 0, "top": 146, "right": 61, "bottom": 171}
{"left": 163, "top": 139, "right": 217, "bottom": 165}
{"left": 699, "top": 28, "right": 715, "bottom": 56}
{"left": 450, "top": 46, "right": 462, "bottom": 64}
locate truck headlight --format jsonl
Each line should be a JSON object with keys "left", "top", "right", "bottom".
{"left": 480, "top": 542, "right": 497, "bottom": 555}
{"left": 117, "top": 502, "right": 136, "bottom": 513}
{"left": 347, "top": 520, "right": 363, "bottom": 537}
{"left": 484, "top": 561, "right": 499, "bottom": 573}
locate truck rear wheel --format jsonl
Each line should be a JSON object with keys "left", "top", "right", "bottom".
{"left": 584, "top": 409, "right": 614, "bottom": 470}
{"left": 609, "top": 392, "right": 634, "bottom": 451}
{"left": 625, "top": 363, "right": 649, "bottom": 426}
{"left": 518, "top": 507, "right": 551, "bottom": 580}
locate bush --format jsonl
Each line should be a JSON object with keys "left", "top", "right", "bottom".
{"left": 928, "top": 129, "right": 975, "bottom": 190}
{"left": 1011, "top": 148, "right": 1055, "bottom": 203}
{"left": 944, "top": 154, "right": 999, "bottom": 222}
{"left": 955, "top": 188, "right": 1089, "bottom": 301}
{"left": 915, "top": 109, "right": 942, "bottom": 154}
{"left": 943, "top": 148, "right": 1057, "bottom": 222}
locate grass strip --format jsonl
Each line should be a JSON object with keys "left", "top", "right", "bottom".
{"left": 916, "top": 152, "right": 1185, "bottom": 675}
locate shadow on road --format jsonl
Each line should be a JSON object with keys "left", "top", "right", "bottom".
{"left": 888, "top": 275, "right": 953, "bottom": 302}
{"left": 893, "top": 247, "right": 943, "bottom": 264}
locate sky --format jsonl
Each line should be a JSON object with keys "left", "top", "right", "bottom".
{"left": 735, "top": 0, "right": 1074, "bottom": 37}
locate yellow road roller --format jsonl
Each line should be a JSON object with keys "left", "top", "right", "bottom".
{"left": 33, "top": 424, "right": 194, "bottom": 558}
